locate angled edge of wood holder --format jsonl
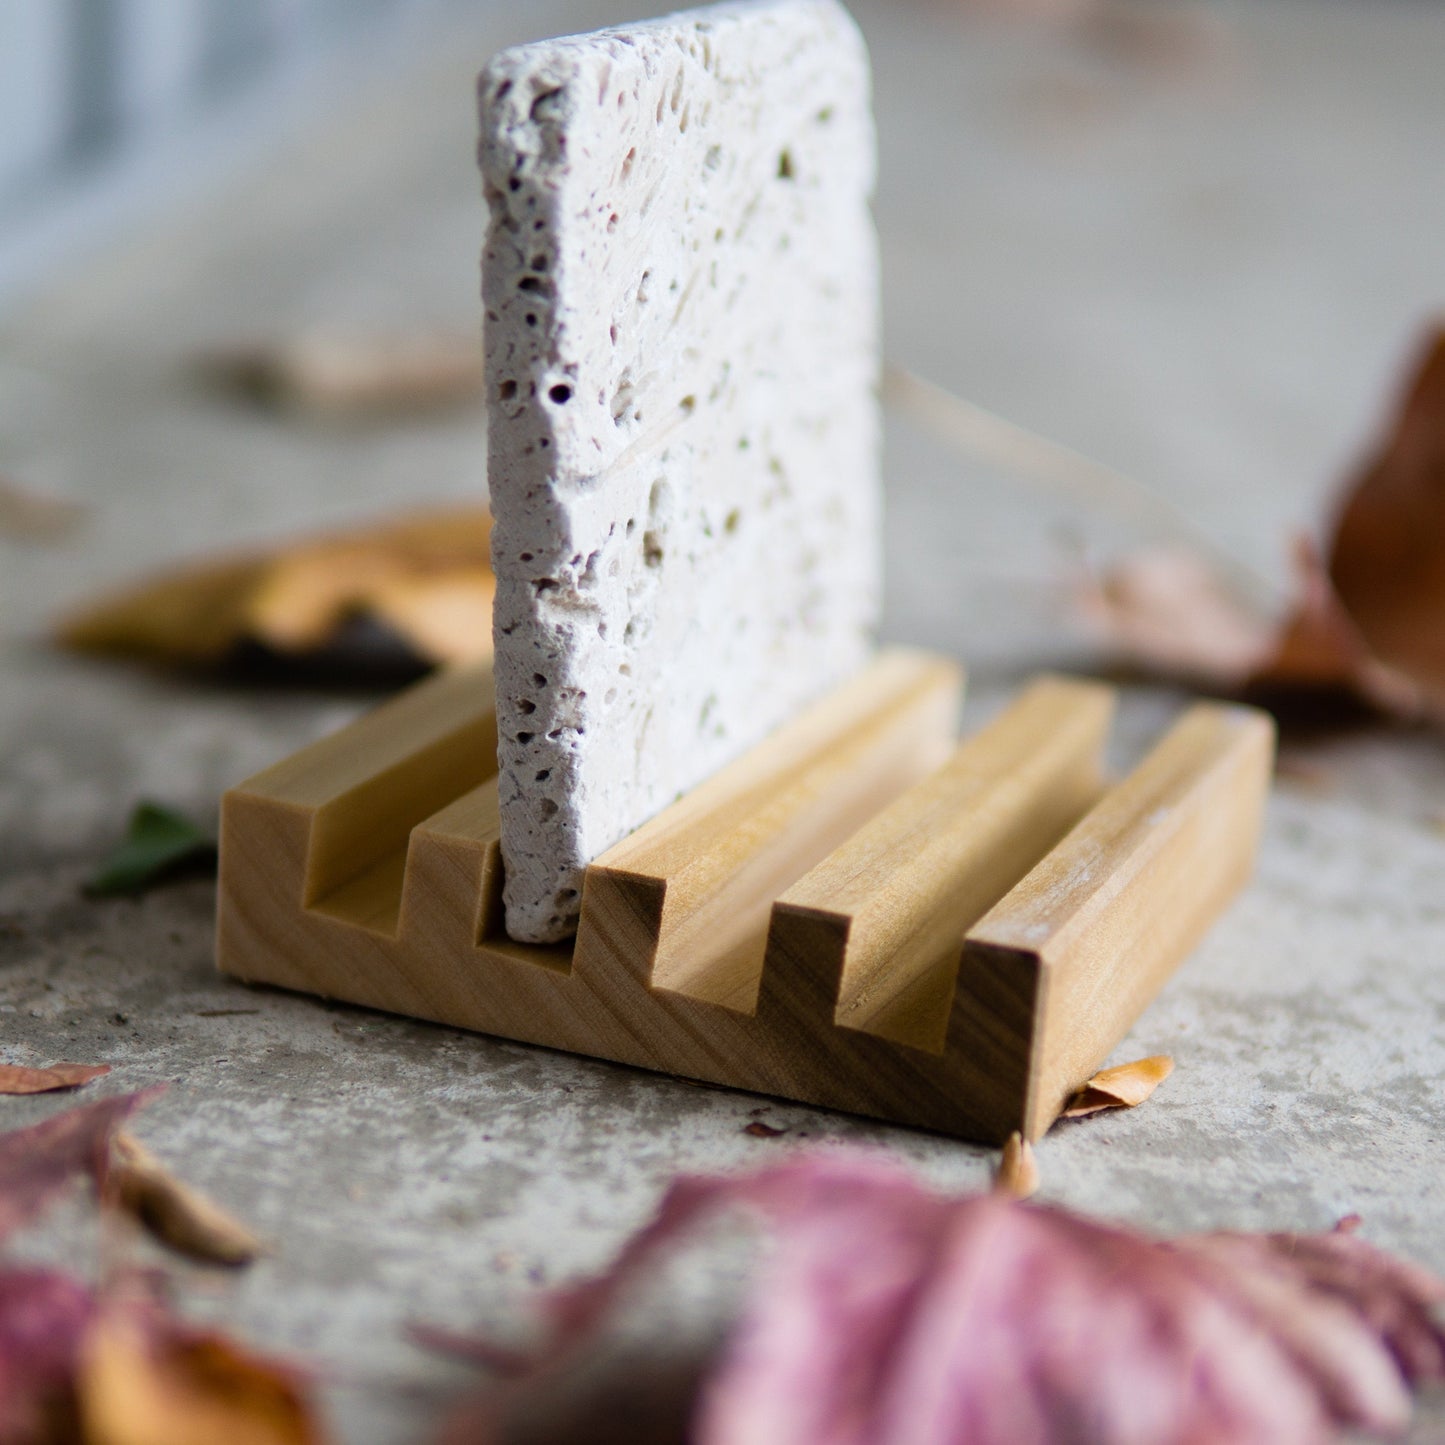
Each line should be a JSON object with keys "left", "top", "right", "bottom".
{"left": 216, "top": 648, "right": 1275, "bottom": 1143}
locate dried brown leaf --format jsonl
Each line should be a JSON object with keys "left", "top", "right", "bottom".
{"left": 1061, "top": 1053, "right": 1174, "bottom": 1118}
{"left": 55, "top": 506, "right": 494, "bottom": 672}
{"left": 1326, "top": 328, "right": 1445, "bottom": 705}
{"left": 993, "top": 1131, "right": 1040, "bottom": 1198}
{"left": 1075, "top": 543, "right": 1272, "bottom": 685}
{"left": 438, "top": 1152, "right": 1445, "bottom": 1445}
{"left": 0, "top": 475, "right": 86, "bottom": 542}
{"left": 78, "top": 1307, "right": 325, "bottom": 1445}
{"left": 203, "top": 332, "right": 484, "bottom": 419}
{"left": 0, "top": 1063, "right": 111, "bottom": 1096}
{"left": 1078, "top": 326, "right": 1445, "bottom": 728}
{"left": 105, "top": 1133, "right": 263, "bottom": 1268}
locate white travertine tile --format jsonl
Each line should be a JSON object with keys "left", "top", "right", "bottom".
{"left": 479, "top": 0, "right": 880, "bottom": 942}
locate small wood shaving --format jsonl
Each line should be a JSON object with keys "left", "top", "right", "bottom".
{"left": 106, "top": 1133, "right": 264, "bottom": 1268}
{"left": 994, "top": 1131, "right": 1040, "bottom": 1200}
{"left": 1062, "top": 1054, "right": 1175, "bottom": 1118}
{"left": 0, "top": 1062, "right": 111, "bottom": 1095}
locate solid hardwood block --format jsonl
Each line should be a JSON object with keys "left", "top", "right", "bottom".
{"left": 216, "top": 656, "right": 1274, "bottom": 1143}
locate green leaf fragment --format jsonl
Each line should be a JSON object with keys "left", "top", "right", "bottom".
{"left": 84, "top": 802, "right": 217, "bottom": 897}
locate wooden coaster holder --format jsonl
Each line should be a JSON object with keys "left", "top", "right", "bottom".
{"left": 216, "top": 649, "right": 1273, "bottom": 1143}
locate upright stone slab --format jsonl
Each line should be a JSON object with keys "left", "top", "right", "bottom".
{"left": 480, "top": 0, "right": 880, "bottom": 944}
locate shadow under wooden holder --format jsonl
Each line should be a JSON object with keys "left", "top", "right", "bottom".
{"left": 216, "top": 648, "right": 1275, "bottom": 1143}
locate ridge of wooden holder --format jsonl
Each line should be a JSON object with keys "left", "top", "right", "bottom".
{"left": 216, "top": 649, "right": 1274, "bottom": 1143}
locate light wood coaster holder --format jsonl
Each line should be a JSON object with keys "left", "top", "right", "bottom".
{"left": 216, "top": 649, "right": 1274, "bottom": 1143}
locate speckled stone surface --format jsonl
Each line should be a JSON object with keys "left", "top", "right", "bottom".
{"left": 479, "top": 0, "right": 879, "bottom": 942}
{"left": 1, "top": 2, "right": 1443, "bottom": 1441}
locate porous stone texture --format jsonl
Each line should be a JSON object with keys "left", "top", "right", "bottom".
{"left": 479, "top": 0, "right": 881, "bottom": 943}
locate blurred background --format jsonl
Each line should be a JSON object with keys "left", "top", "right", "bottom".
{"left": 2, "top": 0, "right": 1441, "bottom": 671}
{"left": 1, "top": 0, "right": 480, "bottom": 295}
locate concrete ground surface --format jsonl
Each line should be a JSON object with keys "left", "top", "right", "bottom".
{"left": 2, "top": 1, "right": 1443, "bottom": 1440}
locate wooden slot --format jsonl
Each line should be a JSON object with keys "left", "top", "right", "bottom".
{"left": 216, "top": 654, "right": 1273, "bottom": 1143}
{"left": 955, "top": 701, "right": 1277, "bottom": 1141}
{"left": 765, "top": 675, "right": 1115, "bottom": 1056}
{"left": 574, "top": 649, "right": 964, "bottom": 1015}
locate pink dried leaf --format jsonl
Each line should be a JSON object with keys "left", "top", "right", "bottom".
{"left": 0, "top": 1089, "right": 162, "bottom": 1243}
{"left": 409, "top": 1322, "right": 533, "bottom": 1376}
{"left": 1175, "top": 1229, "right": 1445, "bottom": 1390}
{"left": 0, "top": 1268, "right": 96, "bottom": 1442}
{"left": 446, "top": 1152, "right": 1445, "bottom": 1445}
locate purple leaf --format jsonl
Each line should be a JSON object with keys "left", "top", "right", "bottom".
{"left": 0, "top": 1090, "right": 162, "bottom": 1243}
{"left": 439, "top": 1151, "right": 1445, "bottom": 1445}
{"left": 0, "top": 1268, "right": 95, "bottom": 1442}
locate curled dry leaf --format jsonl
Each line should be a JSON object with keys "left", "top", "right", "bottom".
{"left": 56, "top": 507, "right": 494, "bottom": 674}
{"left": 1328, "top": 328, "right": 1445, "bottom": 703}
{"left": 1061, "top": 1053, "right": 1174, "bottom": 1119}
{"left": 0, "top": 475, "right": 86, "bottom": 543}
{"left": 0, "top": 1091, "right": 161, "bottom": 1244}
{"left": 993, "top": 1131, "right": 1040, "bottom": 1199}
{"left": 0, "top": 1063, "right": 111, "bottom": 1096}
{"left": 437, "top": 1152, "right": 1445, "bottom": 1445}
{"left": 202, "top": 331, "right": 484, "bottom": 419}
{"left": 0, "top": 1091, "right": 321, "bottom": 1445}
{"left": 0, "top": 1278, "right": 324, "bottom": 1445}
{"left": 1075, "top": 543, "right": 1272, "bottom": 688}
{"left": 1080, "top": 326, "right": 1445, "bottom": 726}
{"left": 79, "top": 1306, "right": 323, "bottom": 1445}
{"left": 105, "top": 1133, "right": 263, "bottom": 1269}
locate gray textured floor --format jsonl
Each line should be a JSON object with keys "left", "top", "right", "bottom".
{"left": 2, "top": 2, "right": 1443, "bottom": 1441}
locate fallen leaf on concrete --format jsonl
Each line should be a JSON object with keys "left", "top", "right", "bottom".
{"left": 1079, "top": 327, "right": 1445, "bottom": 727}
{"left": 79, "top": 1305, "right": 324, "bottom": 1445}
{"left": 993, "top": 1131, "right": 1040, "bottom": 1198}
{"left": 1061, "top": 1054, "right": 1174, "bottom": 1118}
{"left": 1077, "top": 535, "right": 1421, "bottom": 715}
{"left": 56, "top": 507, "right": 494, "bottom": 675}
{"left": 0, "top": 1092, "right": 160, "bottom": 1244}
{"left": 0, "top": 475, "right": 86, "bottom": 542}
{"left": 202, "top": 331, "right": 484, "bottom": 419}
{"left": 84, "top": 803, "right": 216, "bottom": 899}
{"left": 0, "top": 1092, "right": 318, "bottom": 1444}
{"left": 437, "top": 1152, "right": 1445, "bottom": 1445}
{"left": 0, "top": 1063, "right": 111, "bottom": 1096}
{"left": 104, "top": 1134, "right": 263, "bottom": 1268}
